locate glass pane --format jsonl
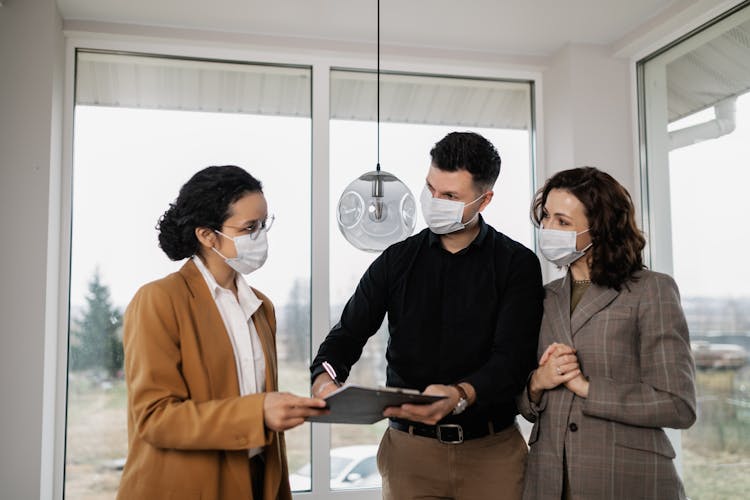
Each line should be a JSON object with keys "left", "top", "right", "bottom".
{"left": 328, "top": 71, "right": 533, "bottom": 491}
{"left": 640, "top": 7, "right": 750, "bottom": 498}
{"left": 66, "top": 53, "right": 312, "bottom": 499}
{"left": 670, "top": 93, "right": 750, "bottom": 498}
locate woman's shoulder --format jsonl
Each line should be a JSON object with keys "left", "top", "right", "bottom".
{"left": 129, "top": 268, "right": 189, "bottom": 306}
{"left": 145, "top": 269, "right": 187, "bottom": 291}
{"left": 630, "top": 269, "right": 679, "bottom": 289}
{"left": 622, "top": 270, "right": 683, "bottom": 305}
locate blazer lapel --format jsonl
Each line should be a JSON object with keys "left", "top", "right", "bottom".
{"left": 250, "top": 294, "right": 278, "bottom": 393}
{"left": 546, "top": 275, "right": 574, "bottom": 345}
{"left": 570, "top": 282, "right": 620, "bottom": 336}
{"left": 181, "top": 262, "right": 279, "bottom": 500}
{"left": 179, "top": 260, "right": 241, "bottom": 399}
{"left": 249, "top": 289, "right": 284, "bottom": 500}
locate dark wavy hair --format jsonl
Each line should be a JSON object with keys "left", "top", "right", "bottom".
{"left": 157, "top": 165, "right": 263, "bottom": 260}
{"left": 430, "top": 132, "right": 501, "bottom": 191}
{"left": 531, "top": 167, "right": 645, "bottom": 290}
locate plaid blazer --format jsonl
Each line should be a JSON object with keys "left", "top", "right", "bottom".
{"left": 518, "top": 270, "right": 696, "bottom": 500}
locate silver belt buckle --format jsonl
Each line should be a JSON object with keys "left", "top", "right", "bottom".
{"left": 436, "top": 424, "right": 464, "bottom": 444}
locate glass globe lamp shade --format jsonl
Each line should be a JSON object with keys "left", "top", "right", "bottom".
{"left": 337, "top": 170, "right": 416, "bottom": 252}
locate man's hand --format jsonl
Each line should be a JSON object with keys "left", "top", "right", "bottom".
{"left": 382, "top": 384, "right": 461, "bottom": 425}
{"left": 311, "top": 373, "right": 339, "bottom": 398}
{"left": 263, "top": 392, "right": 328, "bottom": 432}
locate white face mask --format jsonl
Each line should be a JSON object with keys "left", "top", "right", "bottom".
{"left": 538, "top": 226, "right": 592, "bottom": 267}
{"left": 420, "top": 185, "right": 485, "bottom": 235}
{"left": 213, "top": 229, "right": 268, "bottom": 274}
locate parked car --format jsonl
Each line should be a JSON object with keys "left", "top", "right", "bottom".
{"left": 288, "top": 444, "right": 380, "bottom": 491}
{"left": 692, "top": 340, "right": 748, "bottom": 369}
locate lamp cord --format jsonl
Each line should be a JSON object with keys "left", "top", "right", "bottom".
{"left": 376, "top": 0, "right": 381, "bottom": 172}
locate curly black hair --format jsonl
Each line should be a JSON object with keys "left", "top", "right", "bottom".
{"left": 156, "top": 165, "right": 263, "bottom": 261}
{"left": 429, "top": 131, "right": 502, "bottom": 191}
{"left": 531, "top": 166, "right": 646, "bottom": 291}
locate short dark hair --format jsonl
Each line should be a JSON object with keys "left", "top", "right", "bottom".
{"left": 531, "top": 166, "right": 646, "bottom": 290}
{"left": 157, "top": 165, "right": 263, "bottom": 260}
{"left": 429, "top": 132, "right": 501, "bottom": 191}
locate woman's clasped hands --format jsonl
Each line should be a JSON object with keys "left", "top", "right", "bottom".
{"left": 528, "top": 342, "right": 589, "bottom": 403}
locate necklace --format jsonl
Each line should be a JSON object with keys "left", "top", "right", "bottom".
{"left": 573, "top": 278, "right": 591, "bottom": 284}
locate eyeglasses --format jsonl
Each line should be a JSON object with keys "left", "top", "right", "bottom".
{"left": 223, "top": 214, "right": 275, "bottom": 240}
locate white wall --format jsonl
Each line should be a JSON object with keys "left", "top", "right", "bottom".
{"left": 541, "top": 44, "right": 634, "bottom": 193}
{"left": 0, "top": 1, "right": 64, "bottom": 499}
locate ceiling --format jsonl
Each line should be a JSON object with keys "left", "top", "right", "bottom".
{"left": 60, "top": 0, "right": 750, "bottom": 123}
{"left": 74, "top": 52, "right": 533, "bottom": 129}
{"left": 667, "top": 15, "right": 750, "bottom": 121}
{"left": 57, "top": 0, "right": 687, "bottom": 56}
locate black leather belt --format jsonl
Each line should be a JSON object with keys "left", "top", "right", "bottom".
{"left": 388, "top": 418, "right": 512, "bottom": 444}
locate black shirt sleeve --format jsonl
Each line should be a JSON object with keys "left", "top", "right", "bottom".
{"left": 310, "top": 250, "right": 390, "bottom": 383}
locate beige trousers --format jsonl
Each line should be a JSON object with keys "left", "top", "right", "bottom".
{"left": 377, "top": 422, "right": 527, "bottom": 500}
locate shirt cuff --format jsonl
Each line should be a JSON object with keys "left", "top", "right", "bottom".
{"left": 310, "top": 364, "right": 327, "bottom": 384}
{"left": 517, "top": 372, "right": 547, "bottom": 421}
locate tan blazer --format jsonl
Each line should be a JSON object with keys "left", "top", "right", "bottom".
{"left": 518, "top": 270, "right": 696, "bottom": 500}
{"left": 116, "top": 260, "right": 291, "bottom": 500}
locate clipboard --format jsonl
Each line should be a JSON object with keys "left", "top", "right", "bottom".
{"left": 306, "top": 384, "right": 446, "bottom": 424}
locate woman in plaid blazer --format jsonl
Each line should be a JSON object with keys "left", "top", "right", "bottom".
{"left": 518, "top": 167, "right": 696, "bottom": 500}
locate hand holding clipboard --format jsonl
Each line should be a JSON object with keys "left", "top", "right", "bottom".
{"left": 306, "top": 384, "right": 446, "bottom": 424}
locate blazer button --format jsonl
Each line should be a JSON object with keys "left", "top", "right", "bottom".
{"left": 568, "top": 422, "right": 578, "bottom": 432}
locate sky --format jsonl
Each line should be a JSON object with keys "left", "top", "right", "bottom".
{"left": 667, "top": 92, "right": 750, "bottom": 299}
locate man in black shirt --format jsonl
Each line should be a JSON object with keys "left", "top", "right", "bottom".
{"left": 311, "top": 131, "right": 543, "bottom": 499}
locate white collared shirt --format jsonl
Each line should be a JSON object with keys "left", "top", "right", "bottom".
{"left": 193, "top": 256, "right": 266, "bottom": 457}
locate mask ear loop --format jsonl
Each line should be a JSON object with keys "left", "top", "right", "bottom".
{"left": 212, "top": 230, "right": 234, "bottom": 261}
{"left": 211, "top": 246, "right": 230, "bottom": 261}
{"left": 461, "top": 193, "right": 487, "bottom": 225}
{"left": 467, "top": 192, "right": 487, "bottom": 206}
{"left": 576, "top": 228, "right": 592, "bottom": 253}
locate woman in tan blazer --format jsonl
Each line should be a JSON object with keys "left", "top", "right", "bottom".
{"left": 518, "top": 167, "right": 696, "bottom": 500}
{"left": 117, "top": 165, "right": 327, "bottom": 500}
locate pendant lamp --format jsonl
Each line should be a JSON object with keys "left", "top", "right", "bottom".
{"left": 336, "top": 0, "right": 416, "bottom": 252}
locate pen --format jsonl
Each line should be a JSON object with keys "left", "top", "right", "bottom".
{"left": 322, "top": 361, "right": 342, "bottom": 387}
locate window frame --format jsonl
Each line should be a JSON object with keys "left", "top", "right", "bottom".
{"left": 637, "top": 0, "right": 750, "bottom": 276}
{"left": 636, "top": 0, "right": 750, "bottom": 482}
{"left": 54, "top": 31, "right": 542, "bottom": 500}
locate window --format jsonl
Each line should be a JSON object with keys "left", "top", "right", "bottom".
{"left": 64, "top": 51, "right": 536, "bottom": 499}
{"left": 329, "top": 69, "right": 534, "bottom": 490}
{"left": 638, "top": 3, "right": 750, "bottom": 497}
{"left": 65, "top": 51, "right": 312, "bottom": 498}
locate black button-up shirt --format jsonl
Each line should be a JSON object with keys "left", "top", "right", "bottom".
{"left": 311, "top": 216, "right": 544, "bottom": 428}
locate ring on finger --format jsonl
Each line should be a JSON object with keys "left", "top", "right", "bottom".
{"left": 555, "top": 366, "right": 562, "bottom": 375}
